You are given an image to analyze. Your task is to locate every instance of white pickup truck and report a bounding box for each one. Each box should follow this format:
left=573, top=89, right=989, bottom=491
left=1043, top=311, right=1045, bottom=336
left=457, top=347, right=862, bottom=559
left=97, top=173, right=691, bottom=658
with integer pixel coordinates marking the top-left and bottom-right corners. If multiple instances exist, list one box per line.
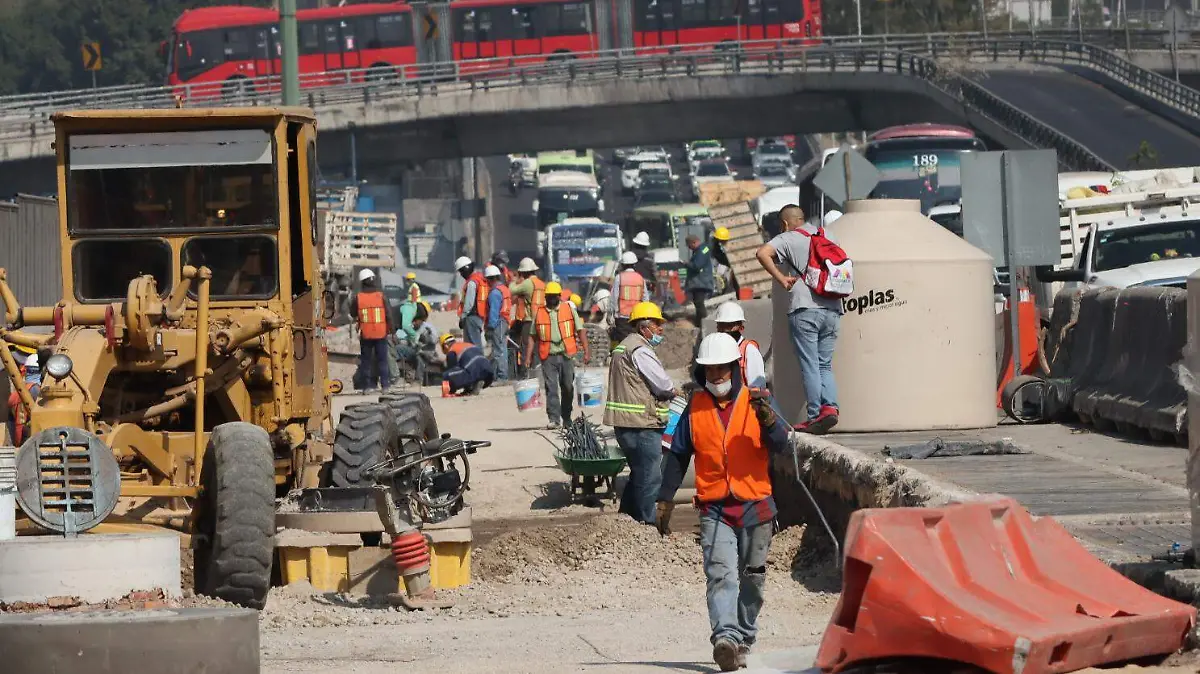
left=1049, top=171, right=1200, bottom=289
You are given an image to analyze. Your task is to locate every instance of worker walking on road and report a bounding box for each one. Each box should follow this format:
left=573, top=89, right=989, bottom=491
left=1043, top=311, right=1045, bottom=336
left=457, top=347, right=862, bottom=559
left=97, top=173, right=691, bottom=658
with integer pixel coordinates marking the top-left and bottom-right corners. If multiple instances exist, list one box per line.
left=509, top=257, right=546, bottom=377
left=656, top=332, right=790, bottom=672
left=755, top=205, right=845, bottom=433
left=527, top=282, right=590, bottom=429
left=685, top=234, right=715, bottom=330
left=441, top=334, right=494, bottom=395
left=405, top=272, right=421, bottom=303
left=351, top=269, right=393, bottom=391
left=630, top=231, right=659, bottom=294
left=610, top=251, right=648, bottom=345
left=604, top=301, right=676, bottom=525
left=713, top=301, right=767, bottom=389
left=455, top=256, right=488, bottom=350
left=485, top=264, right=512, bottom=382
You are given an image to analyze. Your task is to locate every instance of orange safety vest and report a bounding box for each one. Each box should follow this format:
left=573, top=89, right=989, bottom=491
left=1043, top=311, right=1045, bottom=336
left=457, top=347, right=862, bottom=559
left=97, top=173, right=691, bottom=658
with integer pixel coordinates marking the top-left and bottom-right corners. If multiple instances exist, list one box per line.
left=738, top=338, right=760, bottom=387
left=515, top=277, right=546, bottom=323
left=458, top=271, right=489, bottom=317
left=690, top=388, right=772, bottom=503
left=448, top=341, right=473, bottom=358
left=616, top=269, right=645, bottom=317
left=492, top=283, right=513, bottom=326
left=534, top=303, right=578, bottom=361
left=357, top=291, right=388, bottom=340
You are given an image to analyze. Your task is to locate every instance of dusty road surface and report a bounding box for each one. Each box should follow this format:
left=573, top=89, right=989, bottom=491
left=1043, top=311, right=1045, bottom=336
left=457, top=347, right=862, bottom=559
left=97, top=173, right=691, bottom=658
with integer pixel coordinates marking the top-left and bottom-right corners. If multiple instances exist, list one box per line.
left=264, top=380, right=843, bottom=673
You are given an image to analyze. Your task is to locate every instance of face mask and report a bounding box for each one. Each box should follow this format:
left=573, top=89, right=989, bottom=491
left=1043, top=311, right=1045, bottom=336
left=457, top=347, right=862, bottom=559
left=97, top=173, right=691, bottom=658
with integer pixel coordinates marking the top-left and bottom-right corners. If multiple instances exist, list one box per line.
left=706, top=379, right=732, bottom=397
left=647, top=333, right=664, bottom=347
left=723, top=329, right=743, bottom=342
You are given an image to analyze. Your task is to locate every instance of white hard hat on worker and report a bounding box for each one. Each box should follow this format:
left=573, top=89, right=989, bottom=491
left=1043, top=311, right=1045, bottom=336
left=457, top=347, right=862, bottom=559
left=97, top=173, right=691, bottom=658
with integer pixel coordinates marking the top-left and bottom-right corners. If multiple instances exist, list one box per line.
left=454, top=256, right=473, bottom=271
left=517, top=257, right=539, bottom=273
left=358, top=268, right=376, bottom=282
left=713, top=301, right=745, bottom=325
left=620, top=251, right=638, bottom=265
left=632, top=232, right=651, bottom=247
left=484, top=265, right=502, bottom=278
left=696, top=332, right=741, bottom=399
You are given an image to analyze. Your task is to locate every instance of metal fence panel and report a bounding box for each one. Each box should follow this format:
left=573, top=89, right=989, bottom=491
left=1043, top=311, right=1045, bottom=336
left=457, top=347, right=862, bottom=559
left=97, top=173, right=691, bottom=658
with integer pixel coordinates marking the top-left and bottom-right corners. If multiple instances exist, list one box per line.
left=0, top=195, right=61, bottom=315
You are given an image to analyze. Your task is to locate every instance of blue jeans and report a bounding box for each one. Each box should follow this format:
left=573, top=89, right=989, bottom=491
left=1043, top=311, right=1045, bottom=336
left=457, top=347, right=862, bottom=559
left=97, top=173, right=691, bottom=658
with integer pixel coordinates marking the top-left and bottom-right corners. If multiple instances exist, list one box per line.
left=788, top=308, right=840, bottom=421
left=462, top=314, right=485, bottom=351
left=358, top=338, right=391, bottom=390
left=615, top=427, right=663, bottom=524
left=488, top=322, right=509, bottom=381
left=700, top=517, right=772, bottom=647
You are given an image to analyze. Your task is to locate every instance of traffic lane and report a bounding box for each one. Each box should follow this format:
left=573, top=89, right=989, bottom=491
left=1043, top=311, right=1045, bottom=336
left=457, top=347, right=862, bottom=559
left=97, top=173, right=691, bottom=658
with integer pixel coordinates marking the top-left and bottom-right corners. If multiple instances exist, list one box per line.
left=973, top=69, right=1200, bottom=167
left=484, top=155, right=539, bottom=263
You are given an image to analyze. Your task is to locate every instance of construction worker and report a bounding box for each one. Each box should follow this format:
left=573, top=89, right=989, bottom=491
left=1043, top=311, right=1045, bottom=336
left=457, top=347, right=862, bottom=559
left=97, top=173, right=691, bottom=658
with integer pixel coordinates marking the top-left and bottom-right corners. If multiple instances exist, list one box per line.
left=630, top=231, right=658, bottom=291
left=350, top=269, right=393, bottom=391
left=588, top=288, right=613, bottom=329
left=509, top=257, right=546, bottom=376
left=5, top=349, right=40, bottom=445
left=713, top=301, right=766, bottom=389
left=656, top=332, right=790, bottom=672
left=396, top=300, right=433, bottom=384
left=441, top=334, right=494, bottom=395
left=485, top=264, right=512, bottom=382
left=711, top=226, right=738, bottom=295
left=569, top=293, right=582, bottom=311
left=685, top=234, right=715, bottom=330
left=405, top=272, right=421, bottom=303
left=455, top=256, right=488, bottom=350
left=492, top=250, right=516, bottom=284
left=603, top=301, right=675, bottom=524
left=527, top=281, right=590, bottom=429
left=610, top=251, right=648, bottom=344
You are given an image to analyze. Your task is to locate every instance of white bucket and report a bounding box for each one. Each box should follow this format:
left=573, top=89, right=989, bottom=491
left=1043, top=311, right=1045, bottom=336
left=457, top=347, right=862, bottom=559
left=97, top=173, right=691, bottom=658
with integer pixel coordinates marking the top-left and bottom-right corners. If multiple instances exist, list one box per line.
left=513, top=378, right=544, bottom=413
left=576, top=370, right=605, bottom=408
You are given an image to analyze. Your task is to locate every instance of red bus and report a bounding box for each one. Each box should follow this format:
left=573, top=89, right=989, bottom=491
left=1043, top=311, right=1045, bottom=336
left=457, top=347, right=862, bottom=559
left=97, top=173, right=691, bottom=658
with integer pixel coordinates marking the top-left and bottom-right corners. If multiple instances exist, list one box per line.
left=166, top=0, right=820, bottom=95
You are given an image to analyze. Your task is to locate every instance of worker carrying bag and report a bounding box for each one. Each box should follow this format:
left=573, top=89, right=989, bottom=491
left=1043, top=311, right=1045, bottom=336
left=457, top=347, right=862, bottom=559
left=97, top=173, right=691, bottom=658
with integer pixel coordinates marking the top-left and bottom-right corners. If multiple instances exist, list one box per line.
left=797, top=227, right=853, bottom=299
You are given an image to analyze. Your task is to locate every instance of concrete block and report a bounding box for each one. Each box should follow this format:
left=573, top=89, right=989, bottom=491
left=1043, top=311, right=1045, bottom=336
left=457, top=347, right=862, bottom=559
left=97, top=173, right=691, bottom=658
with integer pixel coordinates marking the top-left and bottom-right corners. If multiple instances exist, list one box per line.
left=0, top=533, right=180, bottom=604
left=0, top=608, right=258, bottom=674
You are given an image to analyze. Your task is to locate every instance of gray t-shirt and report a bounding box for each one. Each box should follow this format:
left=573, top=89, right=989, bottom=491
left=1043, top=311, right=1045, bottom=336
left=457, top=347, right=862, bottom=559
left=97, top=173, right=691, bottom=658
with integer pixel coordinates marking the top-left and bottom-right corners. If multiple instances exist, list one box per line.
left=768, top=225, right=845, bottom=314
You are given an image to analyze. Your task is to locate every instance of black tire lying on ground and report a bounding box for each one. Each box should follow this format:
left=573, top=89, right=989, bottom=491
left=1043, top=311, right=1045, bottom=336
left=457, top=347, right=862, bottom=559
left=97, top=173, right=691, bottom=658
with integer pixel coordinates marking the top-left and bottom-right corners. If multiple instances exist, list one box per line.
left=379, top=391, right=440, bottom=440
left=193, top=422, right=275, bottom=610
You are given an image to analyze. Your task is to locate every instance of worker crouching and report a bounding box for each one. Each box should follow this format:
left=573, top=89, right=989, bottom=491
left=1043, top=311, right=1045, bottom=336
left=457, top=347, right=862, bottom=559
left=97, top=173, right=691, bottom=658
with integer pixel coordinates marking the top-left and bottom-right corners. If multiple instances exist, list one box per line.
left=657, top=332, right=790, bottom=672
left=440, top=334, right=494, bottom=395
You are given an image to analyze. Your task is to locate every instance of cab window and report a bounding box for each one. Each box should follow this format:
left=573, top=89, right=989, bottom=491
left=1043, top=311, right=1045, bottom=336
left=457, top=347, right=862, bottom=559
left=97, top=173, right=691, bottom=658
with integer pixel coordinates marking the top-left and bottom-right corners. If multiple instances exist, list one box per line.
left=74, top=238, right=172, bottom=302
left=183, top=235, right=278, bottom=299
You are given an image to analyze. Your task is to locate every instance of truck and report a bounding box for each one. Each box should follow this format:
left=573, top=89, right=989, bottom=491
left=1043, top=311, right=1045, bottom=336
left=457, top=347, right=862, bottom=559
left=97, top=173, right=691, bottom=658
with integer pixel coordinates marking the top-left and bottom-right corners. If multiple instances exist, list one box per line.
left=317, top=191, right=398, bottom=323
left=539, top=218, right=624, bottom=289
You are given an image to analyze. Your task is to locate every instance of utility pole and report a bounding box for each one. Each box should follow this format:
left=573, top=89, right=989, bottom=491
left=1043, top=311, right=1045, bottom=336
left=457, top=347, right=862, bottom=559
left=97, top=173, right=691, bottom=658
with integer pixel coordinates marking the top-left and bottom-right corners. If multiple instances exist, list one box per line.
left=280, top=0, right=300, bottom=106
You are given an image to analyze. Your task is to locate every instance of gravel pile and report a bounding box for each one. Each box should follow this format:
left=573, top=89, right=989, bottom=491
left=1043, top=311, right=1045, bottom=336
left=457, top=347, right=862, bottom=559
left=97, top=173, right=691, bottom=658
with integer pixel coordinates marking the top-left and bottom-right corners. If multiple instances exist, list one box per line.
left=657, top=319, right=700, bottom=371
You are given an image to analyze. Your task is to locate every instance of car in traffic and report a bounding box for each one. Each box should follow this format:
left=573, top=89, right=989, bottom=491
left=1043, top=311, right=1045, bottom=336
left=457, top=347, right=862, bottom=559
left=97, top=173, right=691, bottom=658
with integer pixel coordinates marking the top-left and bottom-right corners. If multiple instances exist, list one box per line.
left=754, top=163, right=795, bottom=188
left=751, top=141, right=793, bottom=172
left=621, top=151, right=664, bottom=194
left=612, top=147, right=640, bottom=163
left=690, top=160, right=735, bottom=199
left=635, top=161, right=675, bottom=188
left=634, top=187, right=680, bottom=208
left=689, top=145, right=728, bottom=173
left=635, top=174, right=674, bottom=196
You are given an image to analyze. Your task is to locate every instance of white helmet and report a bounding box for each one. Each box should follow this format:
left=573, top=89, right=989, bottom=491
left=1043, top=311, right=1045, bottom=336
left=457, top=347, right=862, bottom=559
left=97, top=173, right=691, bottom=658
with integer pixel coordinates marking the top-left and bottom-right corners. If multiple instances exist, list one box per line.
left=695, top=332, right=741, bottom=366
left=517, top=257, right=539, bottom=273
left=620, top=251, right=638, bottom=265
left=823, top=209, right=844, bottom=226
left=484, top=264, right=502, bottom=278
left=632, top=231, right=651, bottom=247
left=358, top=268, right=376, bottom=282
left=23, top=353, right=39, bottom=370
left=454, top=256, right=473, bottom=271
left=592, top=288, right=611, bottom=303
left=713, top=301, right=745, bottom=325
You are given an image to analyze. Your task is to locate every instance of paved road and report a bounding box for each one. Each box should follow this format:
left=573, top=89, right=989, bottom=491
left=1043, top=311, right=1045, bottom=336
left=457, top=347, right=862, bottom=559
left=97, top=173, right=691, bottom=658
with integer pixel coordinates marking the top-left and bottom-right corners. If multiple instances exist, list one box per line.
left=976, top=68, right=1200, bottom=168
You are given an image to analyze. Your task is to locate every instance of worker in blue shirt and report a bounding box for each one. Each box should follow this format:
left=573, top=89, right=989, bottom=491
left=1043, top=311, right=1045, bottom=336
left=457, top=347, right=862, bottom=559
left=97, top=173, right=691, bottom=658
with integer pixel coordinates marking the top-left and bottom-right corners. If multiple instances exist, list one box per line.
left=485, top=265, right=512, bottom=381
left=685, top=234, right=716, bottom=330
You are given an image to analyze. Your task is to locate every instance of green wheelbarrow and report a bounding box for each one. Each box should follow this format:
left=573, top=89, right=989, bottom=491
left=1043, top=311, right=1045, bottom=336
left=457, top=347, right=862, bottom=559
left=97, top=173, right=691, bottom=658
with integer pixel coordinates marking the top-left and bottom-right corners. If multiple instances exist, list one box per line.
left=552, top=447, right=627, bottom=504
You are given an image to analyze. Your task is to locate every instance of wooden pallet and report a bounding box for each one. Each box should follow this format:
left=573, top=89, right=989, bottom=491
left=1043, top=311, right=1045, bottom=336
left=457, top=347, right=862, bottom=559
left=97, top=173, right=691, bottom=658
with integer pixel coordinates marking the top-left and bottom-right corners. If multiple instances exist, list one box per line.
left=708, top=201, right=770, bottom=298
left=325, top=211, right=397, bottom=271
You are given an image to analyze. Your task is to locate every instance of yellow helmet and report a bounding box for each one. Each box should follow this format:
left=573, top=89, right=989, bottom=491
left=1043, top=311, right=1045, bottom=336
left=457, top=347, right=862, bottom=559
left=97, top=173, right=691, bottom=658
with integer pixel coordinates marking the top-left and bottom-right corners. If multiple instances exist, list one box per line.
left=405, top=272, right=416, bottom=280
left=713, top=226, right=731, bottom=242
left=629, top=301, right=664, bottom=322
left=571, top=294, right=582, bottom=305
left=439, top=333, right=456, bottom=346
left=419, top=301, right=432, bottom=314
left=11, top=343, right=36, bottom=355
left=545, top=281, right=563, bottom=295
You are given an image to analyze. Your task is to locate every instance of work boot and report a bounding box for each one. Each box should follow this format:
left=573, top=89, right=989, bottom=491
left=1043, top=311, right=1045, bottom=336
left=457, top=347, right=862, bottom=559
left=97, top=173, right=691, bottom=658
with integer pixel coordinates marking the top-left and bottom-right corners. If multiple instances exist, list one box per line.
left=713, top=638, right=739, bottom=672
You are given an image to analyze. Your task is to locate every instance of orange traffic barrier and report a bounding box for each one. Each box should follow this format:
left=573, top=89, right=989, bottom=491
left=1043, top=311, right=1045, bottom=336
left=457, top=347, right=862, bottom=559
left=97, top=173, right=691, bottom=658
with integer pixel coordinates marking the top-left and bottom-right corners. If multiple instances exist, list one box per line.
left=996, top=287, right=1040, bottom=407
left=817, top=498, right=1195, bottom=674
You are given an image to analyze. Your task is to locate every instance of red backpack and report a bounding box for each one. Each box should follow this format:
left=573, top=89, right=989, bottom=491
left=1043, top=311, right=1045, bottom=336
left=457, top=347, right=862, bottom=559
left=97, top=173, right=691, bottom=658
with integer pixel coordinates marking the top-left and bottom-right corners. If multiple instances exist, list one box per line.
left=796, top=227, right=854, bottom=299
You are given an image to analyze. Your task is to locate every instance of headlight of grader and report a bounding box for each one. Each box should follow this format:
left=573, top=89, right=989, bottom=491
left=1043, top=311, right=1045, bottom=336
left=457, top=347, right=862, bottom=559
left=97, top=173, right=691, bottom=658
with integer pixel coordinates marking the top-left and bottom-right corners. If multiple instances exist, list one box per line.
left=43, top=353, right=73, bottom=380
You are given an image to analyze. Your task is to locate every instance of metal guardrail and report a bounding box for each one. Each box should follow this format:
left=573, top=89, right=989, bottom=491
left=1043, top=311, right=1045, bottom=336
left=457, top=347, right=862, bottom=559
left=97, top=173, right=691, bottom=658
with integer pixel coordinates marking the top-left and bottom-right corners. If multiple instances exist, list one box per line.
left=0, top=33, right=1196, bottom=173
left=0, top=29, right=1192, bottom=117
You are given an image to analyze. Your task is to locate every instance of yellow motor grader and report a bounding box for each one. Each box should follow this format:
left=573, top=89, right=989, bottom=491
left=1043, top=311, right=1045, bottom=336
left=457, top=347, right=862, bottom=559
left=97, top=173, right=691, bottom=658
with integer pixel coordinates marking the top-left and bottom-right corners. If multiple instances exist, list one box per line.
left=0, top=108, right=456, bottom=609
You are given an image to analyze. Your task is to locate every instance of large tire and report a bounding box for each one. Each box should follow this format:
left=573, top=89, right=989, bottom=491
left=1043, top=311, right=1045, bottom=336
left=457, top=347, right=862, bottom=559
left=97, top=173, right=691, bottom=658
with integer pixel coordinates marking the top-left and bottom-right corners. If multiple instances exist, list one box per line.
left=379, top=392, right=439, bottom=440
left=193, top=423, right=275, bottom=610
left=327, top=403, right=398, bottom=488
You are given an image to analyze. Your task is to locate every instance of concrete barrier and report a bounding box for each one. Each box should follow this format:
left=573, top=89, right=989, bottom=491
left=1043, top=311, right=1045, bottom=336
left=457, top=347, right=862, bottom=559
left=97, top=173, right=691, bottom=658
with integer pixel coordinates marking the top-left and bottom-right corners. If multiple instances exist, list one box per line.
left=1047, top=287, right=1187, bottom=443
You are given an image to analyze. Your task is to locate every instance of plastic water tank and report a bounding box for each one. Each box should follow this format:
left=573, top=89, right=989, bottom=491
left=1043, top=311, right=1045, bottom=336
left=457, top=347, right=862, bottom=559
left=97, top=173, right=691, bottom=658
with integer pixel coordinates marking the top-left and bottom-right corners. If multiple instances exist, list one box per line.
left=771, top=199, right=997, bottom=431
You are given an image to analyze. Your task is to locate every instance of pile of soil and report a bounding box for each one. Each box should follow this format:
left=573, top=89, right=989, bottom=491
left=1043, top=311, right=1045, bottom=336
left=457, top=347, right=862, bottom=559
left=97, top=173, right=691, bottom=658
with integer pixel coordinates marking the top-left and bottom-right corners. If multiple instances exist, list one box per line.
left=656, top=319, right=700, bottom=371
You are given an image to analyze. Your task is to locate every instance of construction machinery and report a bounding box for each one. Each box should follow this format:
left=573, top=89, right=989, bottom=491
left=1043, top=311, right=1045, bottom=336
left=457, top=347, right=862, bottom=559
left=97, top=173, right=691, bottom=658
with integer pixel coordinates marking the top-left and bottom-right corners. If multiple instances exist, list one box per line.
left=316, top=186, right=398, bottom=324
left=0, top=108, right=445, bottom=609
